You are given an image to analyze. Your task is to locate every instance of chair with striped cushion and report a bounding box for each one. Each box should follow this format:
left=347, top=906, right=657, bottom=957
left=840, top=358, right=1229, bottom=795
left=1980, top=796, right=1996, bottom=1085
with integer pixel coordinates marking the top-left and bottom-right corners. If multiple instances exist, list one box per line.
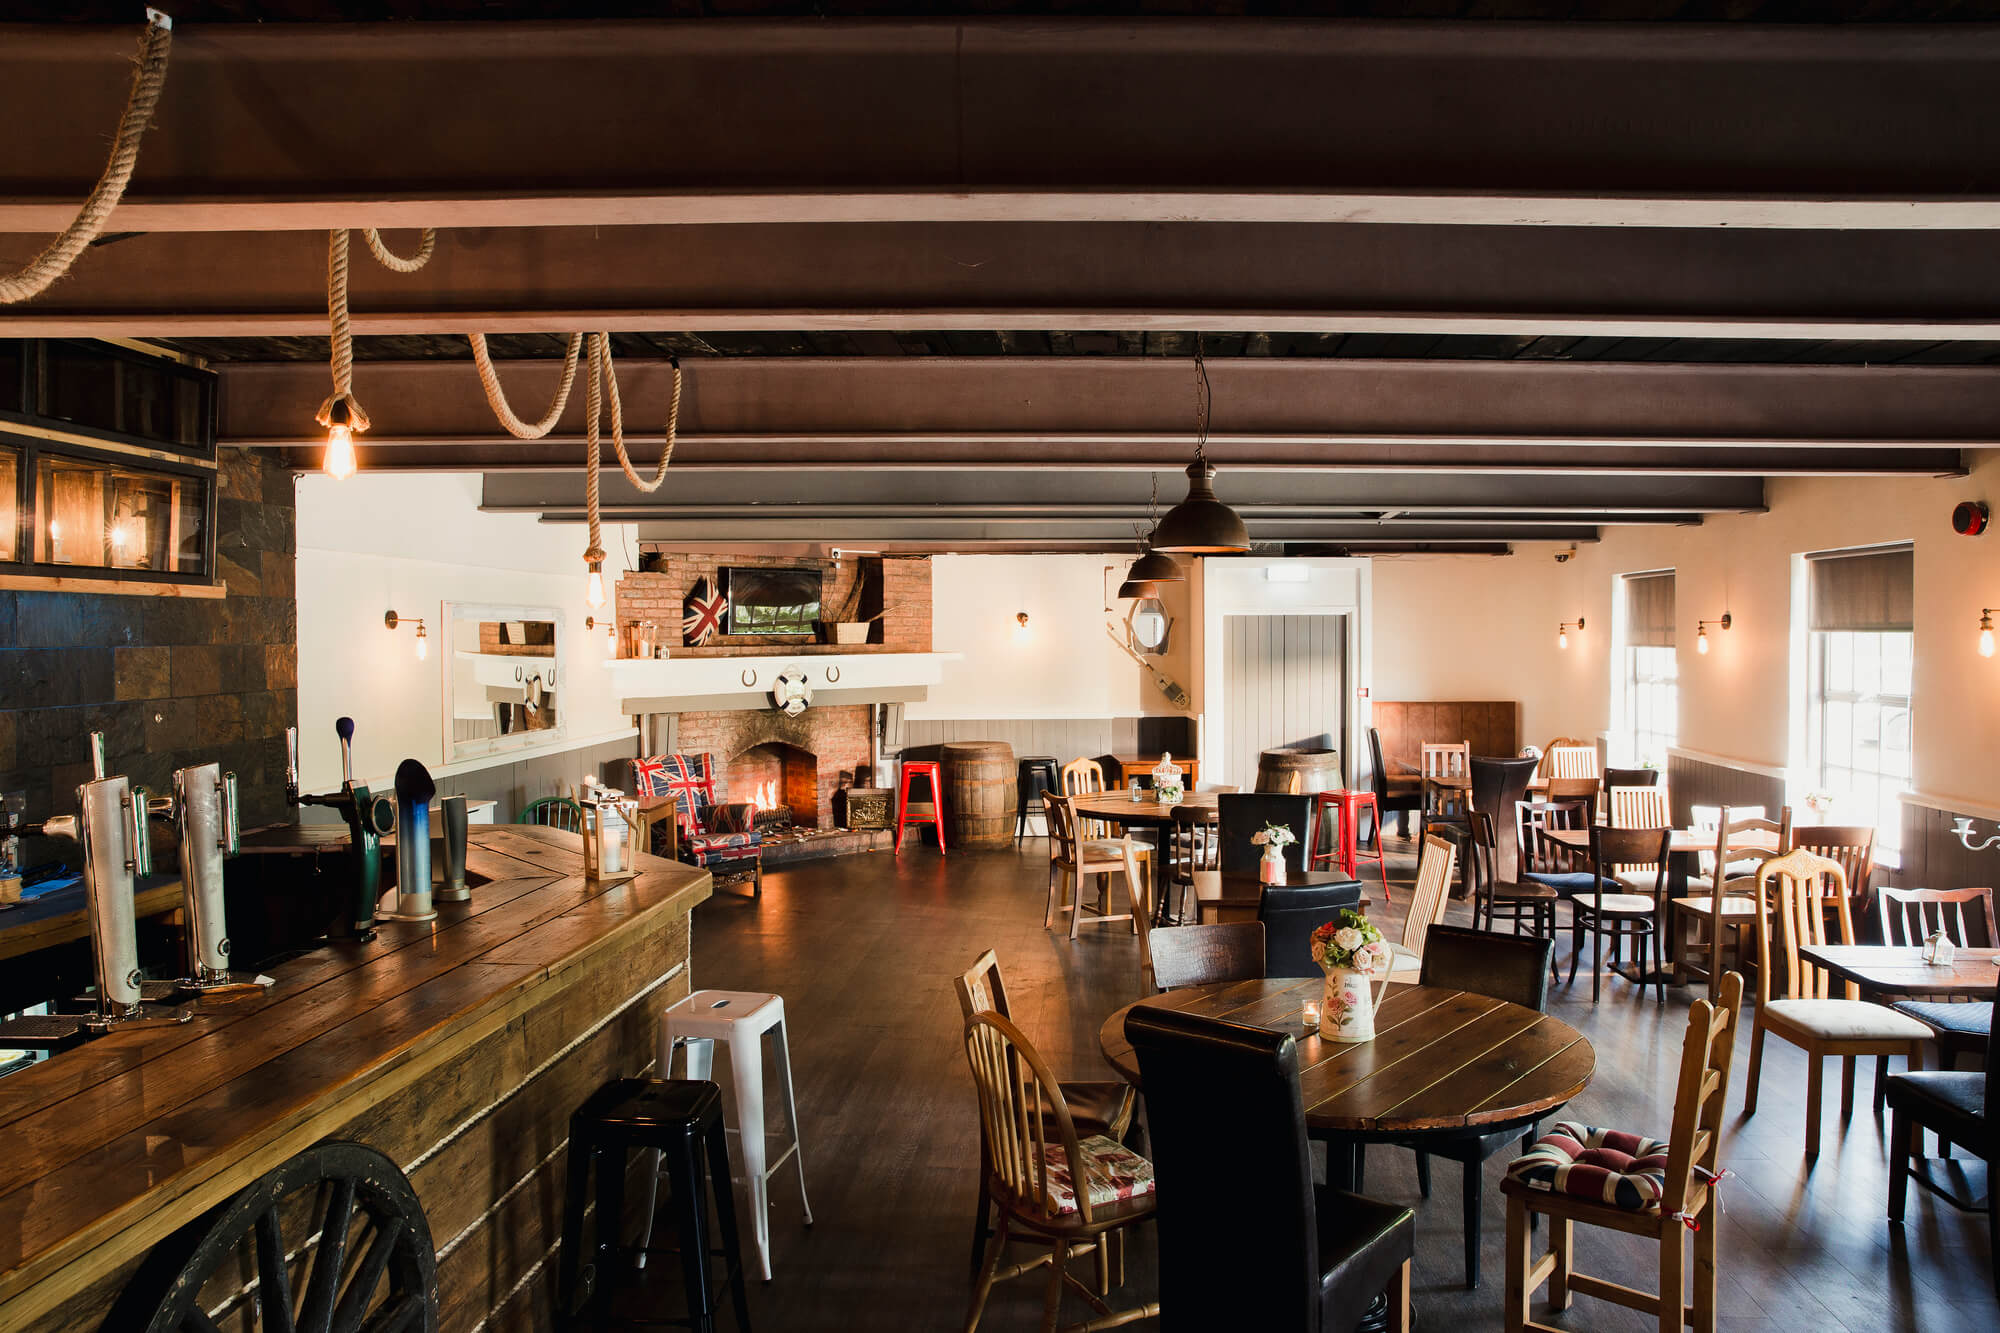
left=1503, top=972, right=1745, bottom=1333
left=630, top=752, right=764, bottom=898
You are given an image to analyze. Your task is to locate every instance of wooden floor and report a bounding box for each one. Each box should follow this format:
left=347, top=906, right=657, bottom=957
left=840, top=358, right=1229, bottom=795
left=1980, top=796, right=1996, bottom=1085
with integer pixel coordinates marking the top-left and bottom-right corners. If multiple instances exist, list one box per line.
left=636, top=835, right=1995, bottom=1332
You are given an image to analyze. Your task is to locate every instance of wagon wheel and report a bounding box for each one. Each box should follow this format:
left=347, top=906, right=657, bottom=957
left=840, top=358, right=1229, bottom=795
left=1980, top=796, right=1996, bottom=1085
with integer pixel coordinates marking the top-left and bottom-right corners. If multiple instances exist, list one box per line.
left=106, top=1140, right=438, bottom=1333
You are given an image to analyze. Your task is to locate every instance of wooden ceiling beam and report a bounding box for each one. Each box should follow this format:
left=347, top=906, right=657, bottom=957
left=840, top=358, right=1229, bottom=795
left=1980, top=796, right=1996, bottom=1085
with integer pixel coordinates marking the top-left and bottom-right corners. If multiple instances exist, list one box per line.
left=5, top=20, right=2000, bottom=232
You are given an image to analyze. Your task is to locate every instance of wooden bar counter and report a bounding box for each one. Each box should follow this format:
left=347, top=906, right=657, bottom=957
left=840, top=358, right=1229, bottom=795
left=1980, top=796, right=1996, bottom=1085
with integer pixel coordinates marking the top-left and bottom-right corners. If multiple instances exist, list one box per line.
left=0, top=824, right=711, bottom=1333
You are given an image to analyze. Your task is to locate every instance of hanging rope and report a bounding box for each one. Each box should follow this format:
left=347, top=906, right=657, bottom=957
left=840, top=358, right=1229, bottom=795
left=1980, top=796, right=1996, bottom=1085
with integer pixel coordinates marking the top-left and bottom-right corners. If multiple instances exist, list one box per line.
left=314, top=227, right=370, bottom=435
left=579, top=334, right=685, bottom=572
left=0, top=11, right=174, bottom=305
left=1191, top=332, right=1212, bottom=465
left=362, top=227, right=435, bottom=274
left=469, top=332, right=583, bottom=439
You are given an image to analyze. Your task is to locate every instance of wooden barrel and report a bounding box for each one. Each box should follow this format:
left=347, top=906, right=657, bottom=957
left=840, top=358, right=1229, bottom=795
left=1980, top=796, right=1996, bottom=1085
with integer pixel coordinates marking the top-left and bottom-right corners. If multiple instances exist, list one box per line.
left=942, top=741, right=1018, bottom=848
left=1255, top=746, right=1343, bottom=795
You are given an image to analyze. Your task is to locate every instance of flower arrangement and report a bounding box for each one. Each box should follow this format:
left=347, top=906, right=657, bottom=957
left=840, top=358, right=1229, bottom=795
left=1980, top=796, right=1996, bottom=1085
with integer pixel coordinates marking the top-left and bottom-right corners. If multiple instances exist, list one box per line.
left=1804, top=789, right=1836, bottom=818
left=1250, top=821, right=1297, bottom=850
left=1310, top=909, right=1393, bottom=974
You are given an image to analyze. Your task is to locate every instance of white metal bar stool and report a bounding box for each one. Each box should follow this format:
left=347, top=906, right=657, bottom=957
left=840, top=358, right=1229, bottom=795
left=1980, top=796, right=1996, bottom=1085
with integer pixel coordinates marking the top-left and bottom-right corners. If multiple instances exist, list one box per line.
left=642, top=989, right=812, bottom=1282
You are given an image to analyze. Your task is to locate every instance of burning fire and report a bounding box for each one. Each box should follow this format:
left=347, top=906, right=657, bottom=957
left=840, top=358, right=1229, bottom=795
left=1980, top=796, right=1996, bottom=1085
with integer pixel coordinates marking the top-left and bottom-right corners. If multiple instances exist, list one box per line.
left=749, top=779, right=779, bottom=811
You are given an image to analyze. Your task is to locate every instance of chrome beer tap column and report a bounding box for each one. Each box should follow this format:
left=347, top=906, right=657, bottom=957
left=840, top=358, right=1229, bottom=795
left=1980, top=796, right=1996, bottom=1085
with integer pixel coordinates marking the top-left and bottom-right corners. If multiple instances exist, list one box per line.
left=382, top=759, right=438, bottom=922
left=286, top=719, right=394, bottom=939
left=169, top=762, right=266, bottom=996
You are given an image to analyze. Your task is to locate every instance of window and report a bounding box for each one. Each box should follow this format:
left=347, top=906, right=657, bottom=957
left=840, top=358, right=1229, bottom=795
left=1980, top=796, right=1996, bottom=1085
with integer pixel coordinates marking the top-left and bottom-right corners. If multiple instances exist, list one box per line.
left=1618, top=571, right=1677, bottom=768
left=1805, top=545, right=1913, bottom=858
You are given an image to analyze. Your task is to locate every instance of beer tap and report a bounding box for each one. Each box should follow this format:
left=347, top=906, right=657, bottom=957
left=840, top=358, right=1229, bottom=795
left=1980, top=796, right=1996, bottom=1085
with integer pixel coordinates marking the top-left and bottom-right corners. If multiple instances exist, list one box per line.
left=286, top=718, right=394, bottom=940
left=160, top=762, right=267, bottom=997
left=0, top=734, right=192, bottom=1048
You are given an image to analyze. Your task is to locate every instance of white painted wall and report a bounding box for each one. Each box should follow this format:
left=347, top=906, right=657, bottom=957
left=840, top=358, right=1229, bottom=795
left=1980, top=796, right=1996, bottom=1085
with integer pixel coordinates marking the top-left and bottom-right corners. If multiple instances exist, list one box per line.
left=294, top=473, right=638, bottom=793
left=912, top=554, right=1200, bottom=720
left=1370, top=452, right=2000, bottom=817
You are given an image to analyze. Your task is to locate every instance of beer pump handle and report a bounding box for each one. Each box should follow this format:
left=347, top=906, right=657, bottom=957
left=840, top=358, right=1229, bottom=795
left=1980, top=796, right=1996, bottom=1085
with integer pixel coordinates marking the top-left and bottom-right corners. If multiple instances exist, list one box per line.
left=89, top=731, right=108, bottom=781
left=285, top=726, right=301, bottom=797
left=220, top=772, right=240, bottom=855
left=126, top=786, right=154, bottom=879
left=335, top=716, right=356, bottom=787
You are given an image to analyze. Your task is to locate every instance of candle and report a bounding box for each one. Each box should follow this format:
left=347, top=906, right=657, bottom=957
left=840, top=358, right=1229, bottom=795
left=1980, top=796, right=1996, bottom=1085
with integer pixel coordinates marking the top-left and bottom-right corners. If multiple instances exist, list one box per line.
left=1302, top=1000, right=1320, bottom=1033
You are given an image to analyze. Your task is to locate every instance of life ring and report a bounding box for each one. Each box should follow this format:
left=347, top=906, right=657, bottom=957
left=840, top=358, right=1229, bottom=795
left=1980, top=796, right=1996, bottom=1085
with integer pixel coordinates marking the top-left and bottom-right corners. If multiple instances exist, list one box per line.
left=770, top=668, right=813, bottom=716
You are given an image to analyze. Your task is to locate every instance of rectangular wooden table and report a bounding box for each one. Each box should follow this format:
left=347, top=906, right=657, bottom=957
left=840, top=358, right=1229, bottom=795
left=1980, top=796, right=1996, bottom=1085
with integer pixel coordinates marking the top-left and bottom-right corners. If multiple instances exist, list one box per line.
left=1800, top=944, right=2000, bottom=997
left=1106, top=754, right=1199, bottom=788
left=1192, top=869, right=1371, bottom=924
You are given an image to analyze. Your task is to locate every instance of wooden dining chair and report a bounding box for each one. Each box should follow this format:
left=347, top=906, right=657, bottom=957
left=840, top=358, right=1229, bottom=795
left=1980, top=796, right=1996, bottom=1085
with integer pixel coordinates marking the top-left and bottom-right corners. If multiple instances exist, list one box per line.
left=1061, top=757, right=1110, bottom=839
left=1532, top=737, right=1589, bottom=784
left=1389, top=834, right=1459, bottom=981
left=1516, top=799, right=1594, bottom=895
left=1467, top=811, right=1559, bottom=953
left=1503, top=972, right=1745, bottom=1333
left=1669, top=807, right=1790, bottom=1003
left=1044, top=795, right=1151, bottom=950
left=519, top=795, right=586, bottom=833
left=961, top=1011, right=1160, bottom=1333
left=1607, top=786, right=1669, bottom=832
left=1741, top=849, right=1932, bottom=1158
left=1147, top=922, right=1266, bottom=991
left=1603, top=766, right=1660, bottom=790
left=955, top=950, right=1138, bottom=1279
left=1878, top=886, right=1997, bottom=1072
left=1545, top=744, right=1600, bottom=782
left=1165, top=801, right=1220, bottom=922
left=1420, top=743, right=1472, bottom=849
left=1791, top=824, right=1877, bottom=919
left=1543, top=777, right=1600, bottom=824
left=1570, top=825, right=1672, bottom=1004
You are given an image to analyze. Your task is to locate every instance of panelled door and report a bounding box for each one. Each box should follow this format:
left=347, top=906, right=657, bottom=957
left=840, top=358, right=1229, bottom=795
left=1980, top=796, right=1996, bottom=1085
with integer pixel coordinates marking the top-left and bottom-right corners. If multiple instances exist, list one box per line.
left=1221, top=614, right=1348, bottom=789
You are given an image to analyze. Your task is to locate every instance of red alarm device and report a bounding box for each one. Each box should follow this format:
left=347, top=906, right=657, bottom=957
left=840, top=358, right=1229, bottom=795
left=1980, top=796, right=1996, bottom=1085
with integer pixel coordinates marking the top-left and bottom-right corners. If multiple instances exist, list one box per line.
left=1953, top=500, right=1989, bottom=537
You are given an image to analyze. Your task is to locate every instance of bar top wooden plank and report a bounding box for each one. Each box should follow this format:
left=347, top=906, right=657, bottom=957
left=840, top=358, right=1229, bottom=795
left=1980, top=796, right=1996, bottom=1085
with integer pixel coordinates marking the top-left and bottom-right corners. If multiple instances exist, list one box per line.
left=0, top=825, right=710, bottom=1320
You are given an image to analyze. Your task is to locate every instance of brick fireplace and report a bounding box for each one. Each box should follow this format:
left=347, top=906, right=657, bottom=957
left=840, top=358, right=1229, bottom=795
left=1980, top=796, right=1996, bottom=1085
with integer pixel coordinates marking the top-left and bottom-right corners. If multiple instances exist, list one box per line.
left=674, top=704, right=873, bottom=831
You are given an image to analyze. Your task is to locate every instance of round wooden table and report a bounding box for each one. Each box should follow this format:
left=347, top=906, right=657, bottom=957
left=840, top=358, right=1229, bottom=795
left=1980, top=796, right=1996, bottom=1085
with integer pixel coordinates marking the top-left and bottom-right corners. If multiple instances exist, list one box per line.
left=1067, top=790, right=1219, bottom=924
left=1099, top=977, right=1593, bottom=1147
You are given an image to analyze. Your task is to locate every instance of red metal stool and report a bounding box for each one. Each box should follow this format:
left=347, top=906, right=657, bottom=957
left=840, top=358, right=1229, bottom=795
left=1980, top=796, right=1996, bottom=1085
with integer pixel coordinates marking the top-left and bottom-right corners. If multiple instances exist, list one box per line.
left=895, top=760, right=946, bottom=854
left=1311, top=789, right=1390, bottom=903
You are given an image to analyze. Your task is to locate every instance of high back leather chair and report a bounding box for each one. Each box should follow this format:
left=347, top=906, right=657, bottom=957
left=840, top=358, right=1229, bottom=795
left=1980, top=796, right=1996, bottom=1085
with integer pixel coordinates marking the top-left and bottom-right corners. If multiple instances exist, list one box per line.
left=1259, top=880, right=1365, bottom=979
left=1219, top=793, right=1314, bottom=873
left=1124, top=1005, right=1414, bottom=1332
left=1367, top=727, right=1424, bottom=841
left=1468, top=754, right=1538, bottom=891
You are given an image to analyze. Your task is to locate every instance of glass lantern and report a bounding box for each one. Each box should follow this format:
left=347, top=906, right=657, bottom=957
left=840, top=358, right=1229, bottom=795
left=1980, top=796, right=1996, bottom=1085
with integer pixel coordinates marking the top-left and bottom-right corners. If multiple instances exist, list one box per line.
left=579, top=785, right=639, bottom=884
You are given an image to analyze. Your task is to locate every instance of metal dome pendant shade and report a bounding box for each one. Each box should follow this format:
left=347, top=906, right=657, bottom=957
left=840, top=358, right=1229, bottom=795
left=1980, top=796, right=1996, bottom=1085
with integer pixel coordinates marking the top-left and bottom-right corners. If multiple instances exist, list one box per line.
left=1117, top=576, right=1160, bottom=599
left=1152, top=460, right=1250, bottom=553
left=1150, top=334, right=1250, bottom=555
left=1127, top=547, right=1184, bottom=585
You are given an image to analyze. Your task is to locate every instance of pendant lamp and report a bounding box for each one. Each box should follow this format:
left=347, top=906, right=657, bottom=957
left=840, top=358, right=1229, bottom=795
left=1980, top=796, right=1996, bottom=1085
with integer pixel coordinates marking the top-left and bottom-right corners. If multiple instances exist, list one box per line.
left=1149, top=336, right=1250, bottom=554
left=1119, top=472, right=1187, bottom=597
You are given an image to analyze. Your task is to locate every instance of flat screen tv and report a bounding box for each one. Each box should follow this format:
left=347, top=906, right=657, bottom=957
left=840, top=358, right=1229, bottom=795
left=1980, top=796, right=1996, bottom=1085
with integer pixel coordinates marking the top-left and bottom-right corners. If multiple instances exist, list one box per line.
left=722, top=566, right=822, bottom=635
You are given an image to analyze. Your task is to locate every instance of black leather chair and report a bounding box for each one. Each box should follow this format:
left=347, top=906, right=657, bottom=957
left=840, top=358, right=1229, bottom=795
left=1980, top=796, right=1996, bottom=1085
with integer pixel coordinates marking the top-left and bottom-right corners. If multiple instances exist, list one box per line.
left=1368, top=727, right=1425, bottom=841
left=1125, top=1005, right=1414, bottom=1332
left=1361, top=924, right=1556, bottom=1290
left=1886, top=979, right=1998, bottom=1296
left=1219, top=793, right=1315, bottom=874
left=1260, top=880, right=1365, bottom=978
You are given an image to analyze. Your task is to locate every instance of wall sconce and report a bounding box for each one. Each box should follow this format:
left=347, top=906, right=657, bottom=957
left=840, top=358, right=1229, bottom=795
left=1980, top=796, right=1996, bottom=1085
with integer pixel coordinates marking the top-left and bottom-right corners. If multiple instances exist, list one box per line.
left=1557, top=617, right=1585, bottom=649
left=1979, top=608, right=1997, bottom=658
left=384, top=610, right=427, bottom=661
left=1014, top=611, right=1031, bottom=641
left=1695, top=612, right=1731, bottom=656
left=586, top=616, right=618, bottom=655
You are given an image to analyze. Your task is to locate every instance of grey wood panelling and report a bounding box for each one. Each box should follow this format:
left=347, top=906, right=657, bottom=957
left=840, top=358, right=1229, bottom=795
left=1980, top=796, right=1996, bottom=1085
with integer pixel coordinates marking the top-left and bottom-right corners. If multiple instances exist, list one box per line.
left=1222, top=614, right=1347, bottom=789
left=899, top=716, right=1196, bottom=764
left=1663, top=752, right=1787, bottom=832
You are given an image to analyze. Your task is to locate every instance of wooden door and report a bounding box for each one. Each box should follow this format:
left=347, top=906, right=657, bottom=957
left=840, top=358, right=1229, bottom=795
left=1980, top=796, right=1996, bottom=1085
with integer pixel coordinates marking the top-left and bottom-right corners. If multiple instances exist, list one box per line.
left=1221, top=614, right=1347, bottom=789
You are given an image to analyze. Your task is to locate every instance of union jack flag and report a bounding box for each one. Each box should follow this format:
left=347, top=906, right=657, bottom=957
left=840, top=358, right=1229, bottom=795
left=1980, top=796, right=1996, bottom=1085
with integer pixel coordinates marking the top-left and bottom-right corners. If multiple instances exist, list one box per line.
left=683, top=577, right=727, bottom=646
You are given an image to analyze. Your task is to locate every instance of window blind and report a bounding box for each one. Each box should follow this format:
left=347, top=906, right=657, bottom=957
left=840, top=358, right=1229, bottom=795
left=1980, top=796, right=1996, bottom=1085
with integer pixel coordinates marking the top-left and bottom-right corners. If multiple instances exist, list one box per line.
left=1623, top=571, right=1675, bottom=647
left=1807, top=545, right=1914, bottom=633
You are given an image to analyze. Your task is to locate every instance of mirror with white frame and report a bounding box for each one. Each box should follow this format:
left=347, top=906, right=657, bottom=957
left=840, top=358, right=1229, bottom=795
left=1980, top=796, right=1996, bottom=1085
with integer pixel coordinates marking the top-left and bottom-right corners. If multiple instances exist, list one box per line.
left=443, top=603, right=567, bottom=760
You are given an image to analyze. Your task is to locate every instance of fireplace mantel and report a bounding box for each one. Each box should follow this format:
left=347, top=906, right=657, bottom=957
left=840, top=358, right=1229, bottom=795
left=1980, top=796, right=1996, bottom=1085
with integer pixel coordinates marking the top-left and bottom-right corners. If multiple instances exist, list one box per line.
left=606, top=651, right=960, bottom=714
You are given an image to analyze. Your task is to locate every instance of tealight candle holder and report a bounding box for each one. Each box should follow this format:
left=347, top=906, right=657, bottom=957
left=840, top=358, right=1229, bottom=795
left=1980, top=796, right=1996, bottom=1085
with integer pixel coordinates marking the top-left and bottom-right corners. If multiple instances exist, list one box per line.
left=1301, top=1000, right=1320, bottom=1034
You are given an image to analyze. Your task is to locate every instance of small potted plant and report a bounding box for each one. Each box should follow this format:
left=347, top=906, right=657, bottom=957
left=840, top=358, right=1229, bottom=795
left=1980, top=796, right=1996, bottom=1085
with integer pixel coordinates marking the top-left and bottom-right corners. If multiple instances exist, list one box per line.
left=1309, top=909, right=1394, bottom=1043
left=1250, top=820, right=1297, bottom=884
left=1804, top=788, right=1836, bottom=819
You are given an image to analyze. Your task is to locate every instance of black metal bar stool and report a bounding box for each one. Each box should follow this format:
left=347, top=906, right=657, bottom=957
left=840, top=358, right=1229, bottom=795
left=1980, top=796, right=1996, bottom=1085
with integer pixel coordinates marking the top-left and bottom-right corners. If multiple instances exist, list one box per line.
left=559, top=1077, right=753, bottom=1332
left=1016, top=756, right=1060, bottom=841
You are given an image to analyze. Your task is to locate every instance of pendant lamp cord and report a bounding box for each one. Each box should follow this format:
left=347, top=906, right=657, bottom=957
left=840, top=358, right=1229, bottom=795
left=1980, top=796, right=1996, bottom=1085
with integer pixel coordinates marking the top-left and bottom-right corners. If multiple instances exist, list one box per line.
left=1192, top=333, right=1212, bottom=465
left=317, top=226, right=436, bottom=437
left=582, top=333, right=683, bottom=571
left=0, top=11, right=173, bottom=305
left=470, top=332, right=583, bottom=439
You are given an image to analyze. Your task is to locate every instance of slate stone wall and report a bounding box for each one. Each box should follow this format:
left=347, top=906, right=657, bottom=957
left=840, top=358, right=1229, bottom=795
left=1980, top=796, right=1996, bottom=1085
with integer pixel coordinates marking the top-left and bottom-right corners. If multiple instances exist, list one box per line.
left=0, top=450, right=296, bottom=865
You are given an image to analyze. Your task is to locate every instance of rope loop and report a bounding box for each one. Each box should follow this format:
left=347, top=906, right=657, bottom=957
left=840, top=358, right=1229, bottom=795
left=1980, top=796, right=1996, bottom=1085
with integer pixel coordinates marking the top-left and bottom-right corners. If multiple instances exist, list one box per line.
left=469, top=333, right=583, bottom=439
left=0, top=12, right=174, bottom=305
left=362, top=228, right=436, bottom=274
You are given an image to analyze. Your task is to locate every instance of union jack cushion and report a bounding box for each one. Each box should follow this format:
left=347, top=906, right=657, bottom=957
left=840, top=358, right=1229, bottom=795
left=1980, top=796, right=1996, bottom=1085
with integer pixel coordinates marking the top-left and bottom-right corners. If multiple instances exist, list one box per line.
left=1506, top=1121, right=1669, bottom=1212
left=1037, top=1135, right=1156, bottom=1216
left=687, top=830, right=763, bottom=865
left=683, top=577, right=727, bottom=646
left=633, top=754, right=714, bottom=837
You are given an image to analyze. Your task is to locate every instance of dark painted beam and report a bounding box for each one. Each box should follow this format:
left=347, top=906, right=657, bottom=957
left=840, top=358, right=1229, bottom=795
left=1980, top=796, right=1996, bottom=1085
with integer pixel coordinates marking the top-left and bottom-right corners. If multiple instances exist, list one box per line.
left=16, top=224, right=2000, bottom=339
left=226, top=357, right=1981, bottom=477
left=5, top=20, right=2000, bottom=232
